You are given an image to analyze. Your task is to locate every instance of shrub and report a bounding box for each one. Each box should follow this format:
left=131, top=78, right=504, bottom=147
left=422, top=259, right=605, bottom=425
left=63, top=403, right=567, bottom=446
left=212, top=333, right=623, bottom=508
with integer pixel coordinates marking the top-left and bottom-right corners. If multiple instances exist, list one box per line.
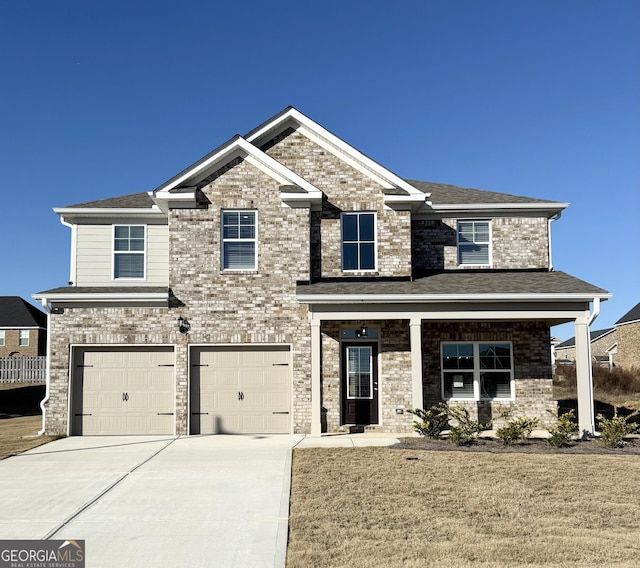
left=407, top=404, right=449, bottom=439
left=447, top=405, right=492, bottom=446
left=597, top=408, right=640, bottom=448
left=547, top=409, right=578, bottom=447
left=495, top=414, right=540, bottom=445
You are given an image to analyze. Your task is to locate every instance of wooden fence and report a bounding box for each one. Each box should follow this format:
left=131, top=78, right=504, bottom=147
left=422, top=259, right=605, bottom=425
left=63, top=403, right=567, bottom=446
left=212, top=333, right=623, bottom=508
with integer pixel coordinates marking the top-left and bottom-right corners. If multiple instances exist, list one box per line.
left=0, top=356, right=46, bottom=383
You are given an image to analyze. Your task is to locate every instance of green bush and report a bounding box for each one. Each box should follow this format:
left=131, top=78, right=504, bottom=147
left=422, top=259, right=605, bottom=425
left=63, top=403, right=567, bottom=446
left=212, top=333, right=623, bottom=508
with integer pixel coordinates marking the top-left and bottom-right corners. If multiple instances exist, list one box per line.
left=495, top=414, right=540, bottom=445
left=407, top=404, right=450, bottom=439
left=547, top=409, right=578, bottom=447
left=597, top=408, right=640, bottom=448
left=447, top=405, right=492, bottom=446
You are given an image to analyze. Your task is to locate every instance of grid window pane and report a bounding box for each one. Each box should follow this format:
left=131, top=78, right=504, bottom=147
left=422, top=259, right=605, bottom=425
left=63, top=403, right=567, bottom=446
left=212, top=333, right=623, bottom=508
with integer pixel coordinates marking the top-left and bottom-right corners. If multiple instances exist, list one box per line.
left=442, top=343, right=474, bottom=369
left=114, top=225, right=144, bottom=278
left=342, top=213, right=375, bottom=270
left=0, top=330, right=4, bottom=346
left=19, top=330, right=29, bottom=346
left=222, top=211, right=257, bottom=270
left=458, top=220, right=489, bottom=265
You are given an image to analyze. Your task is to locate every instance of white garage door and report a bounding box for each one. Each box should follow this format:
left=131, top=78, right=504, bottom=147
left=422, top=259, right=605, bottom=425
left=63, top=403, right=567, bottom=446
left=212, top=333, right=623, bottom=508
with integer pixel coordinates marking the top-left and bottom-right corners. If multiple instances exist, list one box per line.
left=72, top=347, right=175, bottom=435
left=190, top=346, right=291, bottom=434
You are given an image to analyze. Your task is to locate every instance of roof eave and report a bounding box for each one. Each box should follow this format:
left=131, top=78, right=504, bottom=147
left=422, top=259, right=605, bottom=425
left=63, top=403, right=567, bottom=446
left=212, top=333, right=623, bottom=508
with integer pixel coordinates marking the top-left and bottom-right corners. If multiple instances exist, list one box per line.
left=297, top=292, right=612, bottom=304
left=54, top=206, right=166, bottom=222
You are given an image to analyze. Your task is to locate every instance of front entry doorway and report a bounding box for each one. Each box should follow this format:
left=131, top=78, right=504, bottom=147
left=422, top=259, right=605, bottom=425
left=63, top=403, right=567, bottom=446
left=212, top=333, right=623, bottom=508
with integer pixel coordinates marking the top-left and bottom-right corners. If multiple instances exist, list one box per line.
left=341, top=343, right=378, bottom=425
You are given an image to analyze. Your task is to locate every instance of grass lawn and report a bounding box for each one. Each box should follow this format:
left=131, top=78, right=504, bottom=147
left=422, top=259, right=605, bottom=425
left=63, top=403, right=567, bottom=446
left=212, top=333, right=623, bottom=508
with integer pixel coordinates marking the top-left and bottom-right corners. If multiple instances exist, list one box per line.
left=287, top=447, right=640, bottom=568
left=0, top=383, right=57, bottom=460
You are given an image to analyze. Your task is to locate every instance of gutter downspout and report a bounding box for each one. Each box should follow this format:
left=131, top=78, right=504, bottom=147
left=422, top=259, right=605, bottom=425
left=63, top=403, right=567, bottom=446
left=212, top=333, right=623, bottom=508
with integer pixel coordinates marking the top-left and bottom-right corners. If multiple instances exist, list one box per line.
left=38, top=298, right=52, bottom=436
left=583, top=297, right=601, bottom=437
left=59, top=216, right=76, bottom=285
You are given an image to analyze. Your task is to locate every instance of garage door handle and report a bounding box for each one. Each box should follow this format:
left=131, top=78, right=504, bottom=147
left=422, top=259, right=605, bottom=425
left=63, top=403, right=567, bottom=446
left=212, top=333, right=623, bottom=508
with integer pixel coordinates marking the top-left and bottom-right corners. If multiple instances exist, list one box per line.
left=191, top=412, right=209, bottom=415
left=157, top=412, right=174, bottom=416
left=272, top=363, right=289, bottom=366
left=122, top=392, right=129, bottom=402
left=272, top=412, right=289, bottom=415
left=238, top=392, right=245, bottom=401
left=75, top=413, right=92, bottom=416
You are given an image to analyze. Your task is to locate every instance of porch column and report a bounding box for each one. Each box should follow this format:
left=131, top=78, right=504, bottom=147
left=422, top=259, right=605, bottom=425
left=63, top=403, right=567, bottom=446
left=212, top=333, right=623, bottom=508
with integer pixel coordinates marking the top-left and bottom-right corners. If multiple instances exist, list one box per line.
left=574, top=313, right=595, bottom=436
left=310, top=319, right=322, bottom=436
left=410, top=318, right=423, bottom=410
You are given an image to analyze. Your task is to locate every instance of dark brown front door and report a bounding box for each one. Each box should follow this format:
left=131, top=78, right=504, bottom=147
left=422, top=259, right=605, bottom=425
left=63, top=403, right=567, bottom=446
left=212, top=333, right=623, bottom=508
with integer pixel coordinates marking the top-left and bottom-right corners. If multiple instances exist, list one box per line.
left=341, top=343, right=378, bottom=425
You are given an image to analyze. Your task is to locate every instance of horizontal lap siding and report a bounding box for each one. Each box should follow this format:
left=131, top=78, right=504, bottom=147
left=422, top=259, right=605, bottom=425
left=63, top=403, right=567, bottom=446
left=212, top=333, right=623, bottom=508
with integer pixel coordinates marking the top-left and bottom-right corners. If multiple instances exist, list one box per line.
left=75, top=224, right=169, bottom=286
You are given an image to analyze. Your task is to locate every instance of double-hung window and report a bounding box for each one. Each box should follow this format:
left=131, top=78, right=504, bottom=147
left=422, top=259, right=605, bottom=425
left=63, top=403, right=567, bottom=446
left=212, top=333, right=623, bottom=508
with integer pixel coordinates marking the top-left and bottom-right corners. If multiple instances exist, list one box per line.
left=457, top=220, right=490, bottom=266
left=341, top=212, right=376, bottom=271
left=114, top=225, right=145, bottom=279
left=442, top=342, right=513, bottom=400
left=19, top=330, right=29, bottom=346
left=222, top=210, right=257, bottom=270
left=0, top=330, right=5, bottom=346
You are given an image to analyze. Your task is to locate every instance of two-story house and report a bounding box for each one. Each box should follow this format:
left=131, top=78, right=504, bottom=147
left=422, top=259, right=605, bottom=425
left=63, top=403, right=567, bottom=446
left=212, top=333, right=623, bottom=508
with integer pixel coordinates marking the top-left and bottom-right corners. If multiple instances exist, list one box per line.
left=34, top=107, right=610, bottom=437
left=0, top=296, right=47, bottom=358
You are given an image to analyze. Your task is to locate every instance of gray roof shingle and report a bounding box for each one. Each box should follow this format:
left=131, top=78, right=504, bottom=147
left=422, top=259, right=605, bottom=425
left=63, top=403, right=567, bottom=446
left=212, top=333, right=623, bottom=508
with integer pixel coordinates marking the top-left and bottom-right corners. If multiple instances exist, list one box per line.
left=615, top=302, right=640, bottom=325
left=0, top=297, right=47, bottom=328
left=556, top=328, right=615, bottom=349
left=63, top=192, right=155, bottom=209
left=297, top=271, right=609, bottom=298
left=407, top=180, right=562, bottom=205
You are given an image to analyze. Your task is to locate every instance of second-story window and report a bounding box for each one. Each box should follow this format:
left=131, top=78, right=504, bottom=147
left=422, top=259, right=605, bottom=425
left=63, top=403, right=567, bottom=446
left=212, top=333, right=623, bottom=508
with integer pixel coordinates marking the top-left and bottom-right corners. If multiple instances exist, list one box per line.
left=341, top=212, right=376, bottom=271
left=0, top=330, right=5, bottom=346
left=222, top=211, right=257, bottom=270
left=19, top=330, right=29, bottom=346
left=457, top=220, right=490, bottom=266
left=114, top=225, right=145, bottom=279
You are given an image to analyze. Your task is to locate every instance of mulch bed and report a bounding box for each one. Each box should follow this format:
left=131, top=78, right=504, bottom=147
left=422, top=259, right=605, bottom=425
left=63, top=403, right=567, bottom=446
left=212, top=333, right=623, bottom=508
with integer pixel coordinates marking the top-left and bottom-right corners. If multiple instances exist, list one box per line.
left=393, top=435, right=640, bottom=455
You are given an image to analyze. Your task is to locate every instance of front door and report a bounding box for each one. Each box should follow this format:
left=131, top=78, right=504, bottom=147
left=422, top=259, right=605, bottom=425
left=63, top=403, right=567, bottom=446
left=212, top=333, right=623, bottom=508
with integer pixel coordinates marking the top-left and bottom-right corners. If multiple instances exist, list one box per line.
left=341, top=343, right=378, bottom=425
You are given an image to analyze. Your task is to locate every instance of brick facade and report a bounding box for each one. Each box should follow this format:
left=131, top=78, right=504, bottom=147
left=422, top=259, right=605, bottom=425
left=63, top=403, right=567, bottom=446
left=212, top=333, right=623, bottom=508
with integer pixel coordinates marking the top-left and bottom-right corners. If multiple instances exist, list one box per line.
left=0, top=328, right=46, bottom=357
left=41, top=112, right=575, bottom=436
left=614, top=322, right=640, bottom=370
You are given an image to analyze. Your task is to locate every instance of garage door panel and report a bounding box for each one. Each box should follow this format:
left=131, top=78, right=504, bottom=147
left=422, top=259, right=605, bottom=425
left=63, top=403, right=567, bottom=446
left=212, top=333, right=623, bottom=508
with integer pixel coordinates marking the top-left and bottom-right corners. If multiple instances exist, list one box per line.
left=73, top=347, right=175, bottom=435
left=190, top=346, right=291, bottom=435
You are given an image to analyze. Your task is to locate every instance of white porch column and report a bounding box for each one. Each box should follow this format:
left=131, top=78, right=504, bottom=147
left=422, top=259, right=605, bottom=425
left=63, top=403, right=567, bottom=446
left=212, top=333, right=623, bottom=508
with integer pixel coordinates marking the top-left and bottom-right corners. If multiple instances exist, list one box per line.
left=574, top=313, right=595, bottom=436
left=410, top=318, right=423, bottom=410
left=310, top=319, right=322, bottom=436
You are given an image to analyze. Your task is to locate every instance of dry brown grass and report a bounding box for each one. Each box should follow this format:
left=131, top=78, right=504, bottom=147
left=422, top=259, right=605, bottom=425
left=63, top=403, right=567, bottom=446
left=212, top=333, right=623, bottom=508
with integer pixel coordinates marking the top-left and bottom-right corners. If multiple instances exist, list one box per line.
left=0, top=383, right=57, bottom=459
left=287, top=447, right=640, bottom=568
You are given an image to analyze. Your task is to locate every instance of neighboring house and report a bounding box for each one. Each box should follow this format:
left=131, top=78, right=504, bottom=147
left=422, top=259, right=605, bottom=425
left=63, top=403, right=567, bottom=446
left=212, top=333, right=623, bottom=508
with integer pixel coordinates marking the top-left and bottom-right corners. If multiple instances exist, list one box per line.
left=613, top=302, right=640, bottom=369
left=0, top=297, right=47, bottom=357
left=554, top=328, right=617, bottom=367
left=34, top=106, right=610, bottom=437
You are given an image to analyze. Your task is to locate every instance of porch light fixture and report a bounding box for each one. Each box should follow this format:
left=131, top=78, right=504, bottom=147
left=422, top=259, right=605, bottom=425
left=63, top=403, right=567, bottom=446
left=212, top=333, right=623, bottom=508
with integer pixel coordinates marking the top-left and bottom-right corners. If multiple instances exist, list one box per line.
left=178, top=316, right=191, bottom=334
left=355, top=322, right=368, bottom=338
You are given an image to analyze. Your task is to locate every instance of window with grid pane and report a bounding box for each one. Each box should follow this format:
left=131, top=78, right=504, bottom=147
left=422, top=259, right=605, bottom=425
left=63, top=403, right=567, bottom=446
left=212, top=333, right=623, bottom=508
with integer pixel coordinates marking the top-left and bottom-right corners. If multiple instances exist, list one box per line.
left=341, top=212, right=375, bottom=271
left=19, top=330, right=29, bottom=346
left=0, top=330, right=5, bottom=346
left=442, top=342, right=513, bottom=400
left=222, top=211, right=257, bottom=270
left=346, top=346, right=372, bottom=399
left=457, top=220, right=490, bottom=266
left=114, top=225, right=145, bottom=279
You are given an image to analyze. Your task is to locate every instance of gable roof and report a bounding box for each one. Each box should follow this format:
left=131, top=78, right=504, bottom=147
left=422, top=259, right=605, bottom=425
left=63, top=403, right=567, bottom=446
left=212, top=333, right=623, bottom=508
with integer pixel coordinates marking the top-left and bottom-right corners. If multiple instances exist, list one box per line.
left=615, top=302, right=640, bottom=326
left=555, top=327, right=615, bottom=349
left=245, top=107, right=426, bottom=204
left=0, top=297, right=46, bottom=328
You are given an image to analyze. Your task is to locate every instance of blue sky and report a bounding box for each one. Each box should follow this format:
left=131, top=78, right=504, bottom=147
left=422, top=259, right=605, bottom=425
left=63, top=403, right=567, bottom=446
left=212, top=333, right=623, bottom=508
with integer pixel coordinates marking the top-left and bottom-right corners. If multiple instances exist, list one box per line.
left=1, top=0, right=638, bottom=339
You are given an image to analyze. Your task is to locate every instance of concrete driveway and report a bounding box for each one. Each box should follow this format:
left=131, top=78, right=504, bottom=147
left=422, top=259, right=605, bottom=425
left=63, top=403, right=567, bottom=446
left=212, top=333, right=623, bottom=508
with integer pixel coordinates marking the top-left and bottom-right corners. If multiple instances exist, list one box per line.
left=0, top=434, right=304, bottom=567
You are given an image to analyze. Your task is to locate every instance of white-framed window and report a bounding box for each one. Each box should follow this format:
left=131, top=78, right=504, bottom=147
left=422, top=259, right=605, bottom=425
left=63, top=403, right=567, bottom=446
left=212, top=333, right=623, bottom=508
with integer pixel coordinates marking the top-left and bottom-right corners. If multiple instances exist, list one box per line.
left=113, top=225, right=145, bottom=279
left=457, top=220, right=490, bottom=266
left=0, top=330, right=5, bottom=346
left=441, top=342, right=513, bottom=400
left=19, top=330, right=29, bottom=347
left=221, top=210, right=257, bottom=271
left=341, top=212, right=376, bottom=271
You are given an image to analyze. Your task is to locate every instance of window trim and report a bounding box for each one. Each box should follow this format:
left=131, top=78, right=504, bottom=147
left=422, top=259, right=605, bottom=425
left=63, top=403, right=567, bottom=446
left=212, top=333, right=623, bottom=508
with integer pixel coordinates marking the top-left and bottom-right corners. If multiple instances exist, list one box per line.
left=441, top=341, right=514, bottom=401
left=19, top=330, right=29, bottom=347
left=340, top=211, right=377, bottom=272
left=457, top=219, right=491, bottom=267
left=112, top=224, right=147, bottom=280
left=221, top=209, right=258, bottom=272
